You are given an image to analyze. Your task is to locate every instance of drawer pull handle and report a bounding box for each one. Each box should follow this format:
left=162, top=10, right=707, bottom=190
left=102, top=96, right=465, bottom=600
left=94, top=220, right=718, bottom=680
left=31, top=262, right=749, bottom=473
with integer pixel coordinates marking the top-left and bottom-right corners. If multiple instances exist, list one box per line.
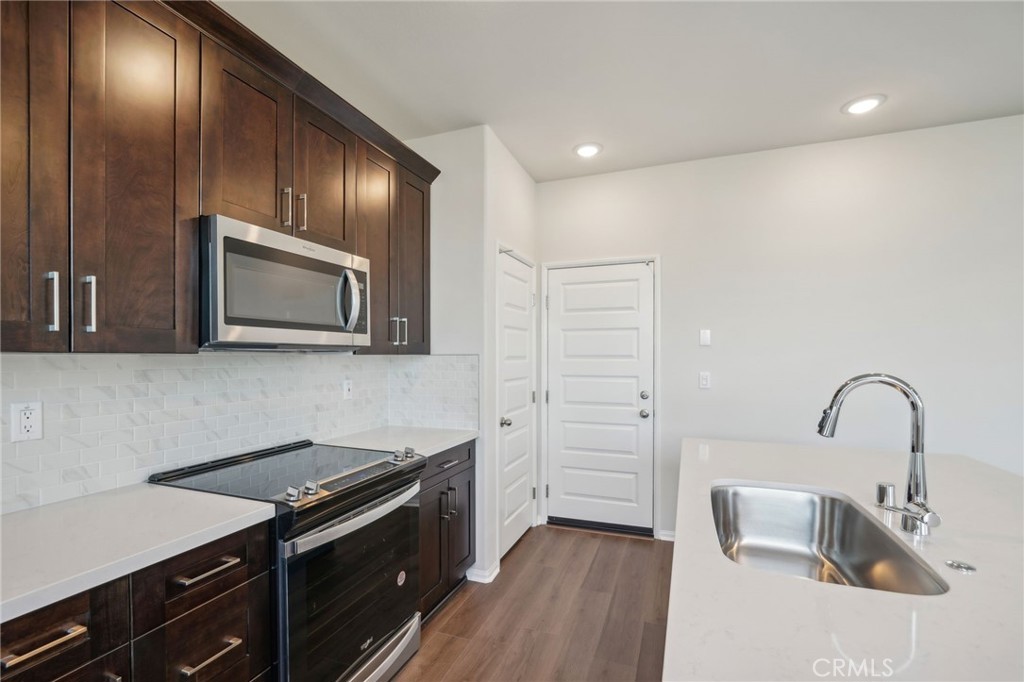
left=179, top=636, right=242, bottom=678
left=173, top=555, right=241, bottom=587
left=0, top=623, right=87, bottom=671
left=437, top=459, right=460, bottom=470
left=104, top=675, right=123, bottom=682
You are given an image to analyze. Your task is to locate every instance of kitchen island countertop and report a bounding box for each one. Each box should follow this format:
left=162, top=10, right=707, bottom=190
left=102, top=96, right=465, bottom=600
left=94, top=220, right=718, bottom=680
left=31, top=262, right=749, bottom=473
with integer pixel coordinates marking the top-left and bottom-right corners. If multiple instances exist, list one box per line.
left=664, top=438, right=1023, bottom=681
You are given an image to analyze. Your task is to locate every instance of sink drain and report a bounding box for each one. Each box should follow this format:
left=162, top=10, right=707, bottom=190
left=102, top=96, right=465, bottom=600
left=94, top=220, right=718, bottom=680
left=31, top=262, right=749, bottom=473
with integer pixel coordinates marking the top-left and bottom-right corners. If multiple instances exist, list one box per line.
left=945, top=559, right=977, bottom=574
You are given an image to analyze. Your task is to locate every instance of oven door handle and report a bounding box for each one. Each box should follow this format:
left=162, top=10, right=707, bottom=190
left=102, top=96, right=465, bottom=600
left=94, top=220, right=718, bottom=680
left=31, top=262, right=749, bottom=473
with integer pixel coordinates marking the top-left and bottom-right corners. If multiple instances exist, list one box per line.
left=284, top=481, right=420, bottom=558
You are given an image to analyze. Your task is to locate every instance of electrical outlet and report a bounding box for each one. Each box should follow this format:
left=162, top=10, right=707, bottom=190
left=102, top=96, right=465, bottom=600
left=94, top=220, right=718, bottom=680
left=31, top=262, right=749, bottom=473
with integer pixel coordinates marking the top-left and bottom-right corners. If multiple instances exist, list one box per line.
left=698, top=372, right=711, bottom=390
left=11, top=402, right=43, bottom=442
left=343, top=380, right=353, bottom=400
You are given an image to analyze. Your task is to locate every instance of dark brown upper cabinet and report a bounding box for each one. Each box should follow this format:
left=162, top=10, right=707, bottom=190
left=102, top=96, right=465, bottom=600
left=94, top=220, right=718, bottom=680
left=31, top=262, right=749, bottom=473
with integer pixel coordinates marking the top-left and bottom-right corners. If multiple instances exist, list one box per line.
left=71, top=0, right=200, bottom=353
left=1, top=1, right=71, bottom=352
left=397, top=168, right=431, bottom=354
left=1, top=0, right=199, bottom=354
left=293, top=97, right=358, bottom=253
left=358, top=142, right=401, bottom=353
left=356, top=148, right=431, bottom=355
left=200, top=36, right=294, bottom=234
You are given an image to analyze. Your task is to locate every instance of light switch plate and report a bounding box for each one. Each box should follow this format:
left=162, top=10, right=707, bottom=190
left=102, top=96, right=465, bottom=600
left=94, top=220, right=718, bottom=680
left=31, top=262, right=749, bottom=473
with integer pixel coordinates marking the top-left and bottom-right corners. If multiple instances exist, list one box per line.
left=699, top=329, right=711, bottom=346
left=342, top=380, right=353, bottom=400
left=699, top=372, right=711, bottom=389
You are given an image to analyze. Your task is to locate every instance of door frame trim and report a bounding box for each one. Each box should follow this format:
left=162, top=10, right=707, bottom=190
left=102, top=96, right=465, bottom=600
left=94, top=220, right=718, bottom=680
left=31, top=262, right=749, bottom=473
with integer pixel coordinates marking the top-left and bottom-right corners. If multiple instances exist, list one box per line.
left=539, top=256, right=662, bottom=536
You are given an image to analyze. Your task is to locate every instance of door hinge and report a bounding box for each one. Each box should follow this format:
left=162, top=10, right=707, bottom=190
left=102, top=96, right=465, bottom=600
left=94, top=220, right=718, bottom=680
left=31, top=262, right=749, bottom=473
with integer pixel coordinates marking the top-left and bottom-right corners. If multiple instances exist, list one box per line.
left=532, top=487, right=536, bottom=500
left=545, top=484, right=549, bottom=498
left=531, top=390, right=536, bottom=404
left=545, top=295, right=549, bottom=310
left=531, top=293, right=536, bottom=308
left=545, top=390, right=549, bottom=404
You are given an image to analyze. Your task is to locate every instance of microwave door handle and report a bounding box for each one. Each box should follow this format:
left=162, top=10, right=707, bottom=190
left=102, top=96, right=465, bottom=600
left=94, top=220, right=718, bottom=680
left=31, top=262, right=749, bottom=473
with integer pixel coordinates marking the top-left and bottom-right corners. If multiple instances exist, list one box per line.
left=342, top=269, right=360, bottom=332
left=335, top=276, right=347, bottom=328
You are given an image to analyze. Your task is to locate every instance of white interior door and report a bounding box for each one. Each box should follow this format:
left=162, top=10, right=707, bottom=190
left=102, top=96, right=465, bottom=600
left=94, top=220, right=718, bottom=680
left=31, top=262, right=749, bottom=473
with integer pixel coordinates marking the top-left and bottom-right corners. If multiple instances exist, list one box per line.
left=546, top=262, right=655, bottom=531
left=498, top=253, right=536, bottom=556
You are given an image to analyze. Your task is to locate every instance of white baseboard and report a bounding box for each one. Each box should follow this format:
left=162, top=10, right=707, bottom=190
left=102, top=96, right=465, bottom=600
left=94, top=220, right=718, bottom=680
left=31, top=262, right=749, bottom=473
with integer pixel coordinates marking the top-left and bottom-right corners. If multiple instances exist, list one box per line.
left=466, top=561, right=500, bottom=583
left=655, top=530, right=675, bottom=541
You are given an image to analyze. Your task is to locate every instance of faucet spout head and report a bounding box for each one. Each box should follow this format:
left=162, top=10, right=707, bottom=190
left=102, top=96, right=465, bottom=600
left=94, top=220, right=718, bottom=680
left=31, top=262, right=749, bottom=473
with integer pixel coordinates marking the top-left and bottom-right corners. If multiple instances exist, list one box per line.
left=817, top=407, right=838, bottom=437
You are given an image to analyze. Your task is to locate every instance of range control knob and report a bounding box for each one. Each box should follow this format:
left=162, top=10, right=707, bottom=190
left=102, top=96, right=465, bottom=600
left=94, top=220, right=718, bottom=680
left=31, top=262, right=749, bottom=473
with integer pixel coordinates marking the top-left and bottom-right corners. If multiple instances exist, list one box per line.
left=304, top=480, right=321, bottom=495
left=403, top=447, right=416, bottom=460
left=392, top=450, right=405, bottom=463
left=285, top=486, right=302, bottom=502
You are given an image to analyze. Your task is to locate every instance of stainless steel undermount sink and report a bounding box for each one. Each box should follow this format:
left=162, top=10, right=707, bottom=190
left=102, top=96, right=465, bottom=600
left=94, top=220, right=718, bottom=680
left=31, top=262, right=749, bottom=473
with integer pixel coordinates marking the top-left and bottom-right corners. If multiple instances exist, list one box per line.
left=710, top=483, right=949, bottom=595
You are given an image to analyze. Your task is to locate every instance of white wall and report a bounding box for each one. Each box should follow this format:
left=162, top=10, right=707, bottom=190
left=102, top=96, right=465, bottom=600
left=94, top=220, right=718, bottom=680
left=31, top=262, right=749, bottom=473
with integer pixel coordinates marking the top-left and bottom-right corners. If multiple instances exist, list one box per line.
left=406, top=125, right=537, bottom=580
left=537, top=116, right=1024, bottom=533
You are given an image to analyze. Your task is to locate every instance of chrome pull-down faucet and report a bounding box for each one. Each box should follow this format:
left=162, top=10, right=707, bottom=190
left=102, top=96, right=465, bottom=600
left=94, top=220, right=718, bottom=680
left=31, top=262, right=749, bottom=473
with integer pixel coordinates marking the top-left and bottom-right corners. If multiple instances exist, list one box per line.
left=817, top=373, right=941, bottom=536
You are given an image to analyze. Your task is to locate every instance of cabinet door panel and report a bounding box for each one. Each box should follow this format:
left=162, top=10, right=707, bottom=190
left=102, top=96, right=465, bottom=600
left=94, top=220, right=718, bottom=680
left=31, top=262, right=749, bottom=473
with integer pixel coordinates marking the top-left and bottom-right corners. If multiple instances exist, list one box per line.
left=71, top=0, right=199, bottom=352
left=448, top=467, right=475, bottom=587
left=201, top=37, right=293, bottom=233
left=0, top=0, right=70, bottom=351
left=398, top=168, right=430, bottom=354
left=294, top=98, right=357, bottom=252
left=418, top=479, right=450, bottom=617
left=357, top=143, right=400, bottom=354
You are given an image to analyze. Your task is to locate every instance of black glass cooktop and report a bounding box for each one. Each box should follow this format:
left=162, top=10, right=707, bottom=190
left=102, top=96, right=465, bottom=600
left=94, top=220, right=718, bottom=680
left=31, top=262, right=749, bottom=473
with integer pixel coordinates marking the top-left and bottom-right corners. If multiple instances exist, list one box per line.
left=150, top=440, right=410, bottom=507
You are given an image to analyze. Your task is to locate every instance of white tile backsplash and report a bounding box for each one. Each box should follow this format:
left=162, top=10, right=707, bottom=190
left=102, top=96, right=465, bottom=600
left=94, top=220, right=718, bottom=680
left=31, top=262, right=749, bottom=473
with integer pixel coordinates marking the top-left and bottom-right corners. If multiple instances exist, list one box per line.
left=0, top=353, right=478, bottom=514
left=388, top=355, right=480, bottom=429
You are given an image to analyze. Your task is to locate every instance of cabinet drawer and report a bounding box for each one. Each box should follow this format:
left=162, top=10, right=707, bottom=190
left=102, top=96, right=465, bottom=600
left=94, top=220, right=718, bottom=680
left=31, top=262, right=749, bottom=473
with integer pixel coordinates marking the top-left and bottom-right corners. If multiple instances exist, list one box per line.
left=54, top=645, right=130, bottom=682
left=0, top=578, right=129, bottom=682
left=131, top=524, right=268, bottom=636
left=132, top=573, right=268, bottom=682
left=420, top=441, right=474, bottom=487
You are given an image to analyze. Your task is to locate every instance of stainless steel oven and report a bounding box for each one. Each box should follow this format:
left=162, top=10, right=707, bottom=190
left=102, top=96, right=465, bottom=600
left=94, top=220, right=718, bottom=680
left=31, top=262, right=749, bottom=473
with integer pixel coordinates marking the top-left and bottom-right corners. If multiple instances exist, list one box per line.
left=200, top=215, right=369, bottom=350
left=281, top=481, right=421, bottom=682
left=151, top=441, right=426, bottom=682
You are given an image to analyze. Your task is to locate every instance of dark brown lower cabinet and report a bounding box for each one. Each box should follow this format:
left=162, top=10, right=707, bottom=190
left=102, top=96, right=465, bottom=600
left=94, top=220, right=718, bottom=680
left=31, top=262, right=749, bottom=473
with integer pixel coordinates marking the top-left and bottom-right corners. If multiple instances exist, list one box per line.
left=0, top=523, right=270, bottom=682
left=418, top=441, right=476, bottom=618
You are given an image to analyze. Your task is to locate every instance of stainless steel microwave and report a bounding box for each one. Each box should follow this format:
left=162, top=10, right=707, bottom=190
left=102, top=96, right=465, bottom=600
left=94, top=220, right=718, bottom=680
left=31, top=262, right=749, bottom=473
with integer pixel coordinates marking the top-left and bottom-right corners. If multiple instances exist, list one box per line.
left=200, top=215, right=369, bottom=350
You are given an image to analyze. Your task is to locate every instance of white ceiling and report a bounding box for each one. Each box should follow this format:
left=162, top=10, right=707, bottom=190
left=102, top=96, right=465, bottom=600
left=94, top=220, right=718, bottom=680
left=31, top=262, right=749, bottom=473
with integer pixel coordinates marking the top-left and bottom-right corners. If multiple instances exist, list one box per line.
left=217, top=1, right=1023, bottom=182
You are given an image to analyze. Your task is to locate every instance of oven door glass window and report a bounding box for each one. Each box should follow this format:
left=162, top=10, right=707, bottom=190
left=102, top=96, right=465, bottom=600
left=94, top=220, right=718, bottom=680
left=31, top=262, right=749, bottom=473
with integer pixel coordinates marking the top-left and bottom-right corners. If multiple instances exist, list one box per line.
left=223, top=237, right=357, bottom=332
left=285, top=488, right=419, bottom=682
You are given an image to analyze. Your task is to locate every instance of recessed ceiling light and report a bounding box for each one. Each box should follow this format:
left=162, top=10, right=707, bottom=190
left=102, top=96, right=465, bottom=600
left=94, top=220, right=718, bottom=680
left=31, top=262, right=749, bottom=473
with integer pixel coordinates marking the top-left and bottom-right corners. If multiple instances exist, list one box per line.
left=841, top=94, right=887, bottom=115
left=574, top=143, right=603, bottom=158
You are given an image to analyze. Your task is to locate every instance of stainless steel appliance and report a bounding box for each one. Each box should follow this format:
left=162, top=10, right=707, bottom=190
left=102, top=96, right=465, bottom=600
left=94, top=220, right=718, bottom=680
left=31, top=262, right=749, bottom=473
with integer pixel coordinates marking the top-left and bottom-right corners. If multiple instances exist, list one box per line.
left=200, top=215, right=370, bottom=350
left=151, top=441, right=425, bottom=681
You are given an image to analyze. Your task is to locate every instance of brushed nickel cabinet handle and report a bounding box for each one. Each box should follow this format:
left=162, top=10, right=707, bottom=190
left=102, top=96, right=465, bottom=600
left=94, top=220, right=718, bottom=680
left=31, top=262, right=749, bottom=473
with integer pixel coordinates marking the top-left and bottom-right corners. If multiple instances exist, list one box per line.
left=172, top=555, right=241, bottom=587
left=179, top=636, right=242, bottom=678
left=440, top=491, right=450, bottom=521
left=391, top=317, right=400, bottom=345
left=104, top=674, right=123, bottom=682
left=401, top=317, right=409, bottom=346
left=437, top=459, right=460, bottom=470
left=46, top=271, right=59, bottom=331
left=297, top=193, right=308, bottom=231
left=0, top=623, right=87, bottom=671
left=448, top=485, right=459, bottom=518
left=82, top=275, right=97, bottom=332
left=282, top=187, right=293, bottom=228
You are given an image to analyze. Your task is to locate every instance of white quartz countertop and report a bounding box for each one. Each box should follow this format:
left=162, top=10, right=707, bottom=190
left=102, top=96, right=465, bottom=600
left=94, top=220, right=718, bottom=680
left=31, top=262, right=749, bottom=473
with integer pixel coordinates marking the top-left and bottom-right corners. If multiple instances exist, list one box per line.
left=322, top=426, right=478, bottom=457
left=0, top=484, right=274, bottom=623
left=663, top=438, right=1024, bottom=682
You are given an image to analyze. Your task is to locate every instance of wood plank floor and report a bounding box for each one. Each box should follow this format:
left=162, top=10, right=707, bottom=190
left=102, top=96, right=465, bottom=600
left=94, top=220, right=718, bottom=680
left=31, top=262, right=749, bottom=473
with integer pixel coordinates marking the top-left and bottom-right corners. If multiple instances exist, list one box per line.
left=396, top=525, right=674, bottom=682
